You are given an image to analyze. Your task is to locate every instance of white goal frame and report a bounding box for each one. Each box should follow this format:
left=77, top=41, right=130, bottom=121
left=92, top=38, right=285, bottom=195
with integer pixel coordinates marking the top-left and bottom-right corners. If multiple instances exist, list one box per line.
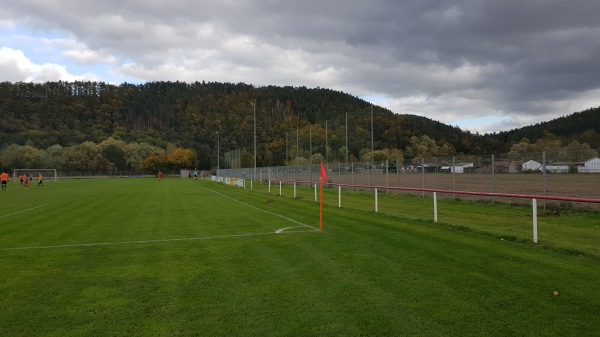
left=13, top=169, right=58, bottom=182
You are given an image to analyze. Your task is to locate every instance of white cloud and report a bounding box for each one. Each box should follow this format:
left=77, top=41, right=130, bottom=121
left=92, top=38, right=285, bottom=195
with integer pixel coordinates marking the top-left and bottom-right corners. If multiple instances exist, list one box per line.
left=53, top=39, right=118, bottom=65
left=0, top=19, right=16, bottom=30
left=0, top=47, right=98, bottom=82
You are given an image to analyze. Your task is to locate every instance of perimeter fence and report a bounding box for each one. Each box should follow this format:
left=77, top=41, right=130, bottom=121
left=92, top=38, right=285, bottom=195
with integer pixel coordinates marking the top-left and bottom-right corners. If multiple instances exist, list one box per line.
left=218, top=151, right=600, bottom=210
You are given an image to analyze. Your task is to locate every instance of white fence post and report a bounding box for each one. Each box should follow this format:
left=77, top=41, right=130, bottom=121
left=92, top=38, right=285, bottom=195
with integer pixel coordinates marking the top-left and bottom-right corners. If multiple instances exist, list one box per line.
left=375, top=188, right=378, bottom=212
left=279, top=181, right=282, bottom=196
left=434, top=192, right=438, bottom=222
left=338, top=185, right=341, bottom=207
left=314, top=184, right=317, bottom=202
left=533, top=198, right=538, bottom=243
left=268, top=180, right=271, bottom=193
left=294, top=182, right=297, bottom=198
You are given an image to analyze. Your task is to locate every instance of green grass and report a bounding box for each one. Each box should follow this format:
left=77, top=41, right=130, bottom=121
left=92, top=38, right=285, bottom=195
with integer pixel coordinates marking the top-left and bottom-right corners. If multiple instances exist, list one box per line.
left=277, top=182, right=600, bottom=258
left=1, top=178, right=599, bottom=336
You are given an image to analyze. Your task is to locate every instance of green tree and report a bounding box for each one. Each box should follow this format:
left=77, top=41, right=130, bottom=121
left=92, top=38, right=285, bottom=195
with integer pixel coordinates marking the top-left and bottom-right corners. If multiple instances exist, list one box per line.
left=507, top=138, right=534, bottom=159
left=576, top=130, right=600, bottom=149
left=405, top=135, right=458, bottom=159
left=61, top=141, right=113, bottom=171
left=557, top=141, right=598, bottom=162
left=0, top=144, right=43, bottom=169
left=124, top=143, right=164, bottom=172
left=100, top=137, right=128, bottom=170
left=310, top=153, right=325, bottom=164
left=361, top=150, right=389, bottom=163
left=43, top=145, right=64, bottom=168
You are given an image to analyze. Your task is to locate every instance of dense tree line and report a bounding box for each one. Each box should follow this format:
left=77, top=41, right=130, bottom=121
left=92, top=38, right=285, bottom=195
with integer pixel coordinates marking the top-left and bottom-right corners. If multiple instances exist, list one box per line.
left=1, top=81, right=598, bottom=171
left=489, top=107, right=600, bottom=149
left=0, top=138, right=197, bottom=173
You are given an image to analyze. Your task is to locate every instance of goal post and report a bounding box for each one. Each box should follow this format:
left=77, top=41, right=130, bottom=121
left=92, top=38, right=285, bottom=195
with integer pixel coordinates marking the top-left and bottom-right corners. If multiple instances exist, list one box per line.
left=13, top=169, right=58, bottom=182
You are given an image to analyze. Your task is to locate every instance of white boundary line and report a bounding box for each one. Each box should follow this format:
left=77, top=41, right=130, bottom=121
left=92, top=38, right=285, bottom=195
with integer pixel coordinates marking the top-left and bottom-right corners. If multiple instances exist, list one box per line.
left=194, top=182, right=318, bottom=231
left=0, top=229, right=317, bottom=251
left=0, top=203, right=50, bottom=219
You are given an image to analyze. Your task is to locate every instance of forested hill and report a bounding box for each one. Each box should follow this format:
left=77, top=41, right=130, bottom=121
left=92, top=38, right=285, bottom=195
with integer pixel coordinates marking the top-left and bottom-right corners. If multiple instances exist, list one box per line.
left=490, top=107, right=600, bottom=146
left=0, top=81, right=598, bottom=169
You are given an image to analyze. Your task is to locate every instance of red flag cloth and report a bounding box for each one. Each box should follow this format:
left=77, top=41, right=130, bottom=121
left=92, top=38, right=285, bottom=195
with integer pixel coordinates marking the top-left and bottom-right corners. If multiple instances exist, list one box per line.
left=320, top=162, right=328, bottom=181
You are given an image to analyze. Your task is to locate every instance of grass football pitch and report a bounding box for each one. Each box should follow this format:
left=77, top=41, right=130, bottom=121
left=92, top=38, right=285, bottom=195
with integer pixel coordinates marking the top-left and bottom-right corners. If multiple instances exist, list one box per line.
left=1, top=178, right=599, bottom=336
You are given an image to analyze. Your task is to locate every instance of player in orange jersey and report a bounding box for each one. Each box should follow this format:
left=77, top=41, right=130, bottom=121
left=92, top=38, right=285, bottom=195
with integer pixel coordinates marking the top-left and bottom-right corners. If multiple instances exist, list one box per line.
left=1, top=172, right=9, bottom=191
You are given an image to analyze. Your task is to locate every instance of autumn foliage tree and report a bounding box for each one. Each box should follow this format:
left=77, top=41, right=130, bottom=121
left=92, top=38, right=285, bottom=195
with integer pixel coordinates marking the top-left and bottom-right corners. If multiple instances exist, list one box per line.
left=142, top=154, right=169, bottom=173
left=142, top=148, right=198, bottom=173
left=168, top=148, right=198, bottom=170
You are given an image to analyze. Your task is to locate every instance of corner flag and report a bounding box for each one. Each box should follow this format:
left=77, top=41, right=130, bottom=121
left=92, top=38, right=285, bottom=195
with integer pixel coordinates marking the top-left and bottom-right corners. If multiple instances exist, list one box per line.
left=320, top=162, right=328, bottom=181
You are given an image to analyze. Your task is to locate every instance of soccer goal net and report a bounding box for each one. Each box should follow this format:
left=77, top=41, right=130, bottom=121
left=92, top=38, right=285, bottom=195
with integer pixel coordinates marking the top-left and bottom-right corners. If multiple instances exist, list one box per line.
left=13, top=169, right=58, bottom=182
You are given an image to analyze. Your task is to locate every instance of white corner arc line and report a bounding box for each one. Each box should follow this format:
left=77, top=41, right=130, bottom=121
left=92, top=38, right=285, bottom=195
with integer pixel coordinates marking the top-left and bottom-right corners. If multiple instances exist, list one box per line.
left=276, top=226, right=315, bottom=234
left=0, top=203, right=50, bottom=219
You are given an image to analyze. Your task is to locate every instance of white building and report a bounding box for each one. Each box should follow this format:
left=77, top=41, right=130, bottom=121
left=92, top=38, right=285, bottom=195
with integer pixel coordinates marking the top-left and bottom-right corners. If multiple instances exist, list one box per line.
left=578, top=157, right=600, bottom=173
left=522, top=160, right=541, bottom=171
left=544, top=163, right=570, bottom=173
left=441, top=163, right=473, bottom=174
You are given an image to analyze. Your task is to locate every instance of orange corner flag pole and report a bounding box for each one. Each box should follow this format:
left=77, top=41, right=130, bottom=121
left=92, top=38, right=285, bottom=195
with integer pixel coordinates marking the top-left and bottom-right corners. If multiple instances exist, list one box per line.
left=319, top=162, right=327, bottom=231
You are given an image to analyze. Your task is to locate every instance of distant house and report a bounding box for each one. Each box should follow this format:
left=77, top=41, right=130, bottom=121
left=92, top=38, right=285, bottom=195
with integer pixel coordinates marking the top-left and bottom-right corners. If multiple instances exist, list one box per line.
left=508, top=161, right=523, bottom=173
left=544, top=162, right=571, bottom=173
left=407, top=164, right=438, bottom=172
left=492, top=161, right=511, bottom=173
left=441, top=163, right=473, bottom=174
left=493, top=161, right=522, bottom=173
left=522, top=160, right=542, bottom=171
left=578, top=157, right=600, bottom=173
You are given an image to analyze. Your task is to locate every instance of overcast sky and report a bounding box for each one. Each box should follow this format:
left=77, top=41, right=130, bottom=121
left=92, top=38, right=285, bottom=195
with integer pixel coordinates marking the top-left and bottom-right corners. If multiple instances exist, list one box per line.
left=1, top=0, right=599, bottom=133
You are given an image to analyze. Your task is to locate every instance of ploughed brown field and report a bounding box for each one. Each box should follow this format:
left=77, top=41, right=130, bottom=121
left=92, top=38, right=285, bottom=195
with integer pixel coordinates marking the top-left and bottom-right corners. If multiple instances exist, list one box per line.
left=309, top=172, right=600, bottom=207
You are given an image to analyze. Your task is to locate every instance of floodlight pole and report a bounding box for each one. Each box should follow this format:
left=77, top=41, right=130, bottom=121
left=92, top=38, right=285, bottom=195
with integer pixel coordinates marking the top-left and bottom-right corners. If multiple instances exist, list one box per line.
left=345, top=112, right=348, bottom=166
left=251, top=102, right=256, bottom=181
left=309, top=125, right=312, bottom=181
left=326, top=120, right=328, bottom=165
left=371, top=104, right=374, bottom=185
